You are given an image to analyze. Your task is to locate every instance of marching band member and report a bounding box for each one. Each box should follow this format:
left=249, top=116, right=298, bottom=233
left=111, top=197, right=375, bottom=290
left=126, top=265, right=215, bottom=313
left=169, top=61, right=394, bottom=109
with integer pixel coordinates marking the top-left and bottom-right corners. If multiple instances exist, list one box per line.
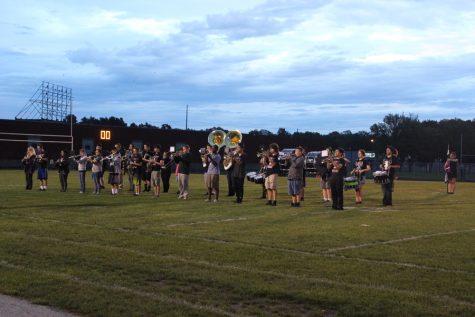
left=286, top=146, right=305, bottom=207
left=205, top=145, right=221, bottom=203
left=89, top=148, right=103, bottom=194
left=445, top=151, right=458, bottom=194
left=108, top=148, right=122, bottom=195
left=36, top=144, right=48, bottom=191
left=96, top=144, right=106, bottom=189
left=125, top=144, right=134, bottom=191
left=150, top=145, right=164, bottom=198
left=21, top=146, right=36, bottom=190
left=224, top=147, right=235, bottom=197
left=55, top=150, right=70, bottom=192
left=76, top=148, right=88, bottom=194
left=142, top=144, right=153, bottom=192
left=231, top=143, right=246, bottom=204
left=320, top=147, right=333, bottom=203
left=381, top=146, right=400, bottom=206
left=129, top=147, right=143, bottom=196
left=114, top=143, right=123, bottom=189
left=174, top=145, right=192, bottom=200
left=329, top=148, right=346, bottom=210
left=161, top=150, right=172, bottom=193
left=257, top=146, right=267, bottom=199
left=265, top=143, right=280, bottom=206
left=202, top=145, right=211, bottom=196
left=300, top=147, right=307, bottom=202
left=352, top=149, right=371, bottom=204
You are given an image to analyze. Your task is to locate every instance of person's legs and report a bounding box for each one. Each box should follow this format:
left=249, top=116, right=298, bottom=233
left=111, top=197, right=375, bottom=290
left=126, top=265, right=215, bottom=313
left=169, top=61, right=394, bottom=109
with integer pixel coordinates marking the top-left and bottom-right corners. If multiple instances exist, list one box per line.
left=213, top=175, right=219, bottom=201
left=183, top=174, right=189, bottom=198
left=330, top=177, right=338, bottom=209
left=163, top=169, right=171, bottom=193
left=128, top=169, right=134, bottom=191
left=79, top=171, right=86, bottom=193
left=64, top=171, right=68, bottom=191
left=336, top=176, right=344, bottom=209
left=59, top=172, right=65, bottom=191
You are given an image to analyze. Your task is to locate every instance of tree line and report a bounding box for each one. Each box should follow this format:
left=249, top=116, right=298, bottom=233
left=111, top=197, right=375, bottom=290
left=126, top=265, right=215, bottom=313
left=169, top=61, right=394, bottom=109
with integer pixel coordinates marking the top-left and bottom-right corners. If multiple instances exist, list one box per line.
left=63, top=113, right=475, bottom=163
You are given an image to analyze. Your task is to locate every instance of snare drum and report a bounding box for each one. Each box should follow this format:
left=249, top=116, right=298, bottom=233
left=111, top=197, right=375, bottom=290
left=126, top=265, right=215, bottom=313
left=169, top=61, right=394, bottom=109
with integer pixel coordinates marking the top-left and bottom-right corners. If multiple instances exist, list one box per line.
left=254, top=174, right=265, bottom=184
left=373, top=171, right=390, bottom=184
left=344, top=176, right=359, bottom=190
left=246, top=172, right=257, bottom=182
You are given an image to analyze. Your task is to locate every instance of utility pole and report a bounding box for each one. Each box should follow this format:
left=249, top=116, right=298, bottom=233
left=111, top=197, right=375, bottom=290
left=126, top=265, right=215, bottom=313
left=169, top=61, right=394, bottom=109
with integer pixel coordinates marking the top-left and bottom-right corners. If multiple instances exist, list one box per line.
left=460, top=133, right=463, bottom=164
left=185, top=104, right=189, bottom=130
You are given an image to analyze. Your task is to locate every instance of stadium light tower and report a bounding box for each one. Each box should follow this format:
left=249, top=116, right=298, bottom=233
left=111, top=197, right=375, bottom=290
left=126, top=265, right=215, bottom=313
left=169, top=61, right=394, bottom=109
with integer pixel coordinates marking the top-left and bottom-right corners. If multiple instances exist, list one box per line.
left=15, top=81, right=72, bottom=122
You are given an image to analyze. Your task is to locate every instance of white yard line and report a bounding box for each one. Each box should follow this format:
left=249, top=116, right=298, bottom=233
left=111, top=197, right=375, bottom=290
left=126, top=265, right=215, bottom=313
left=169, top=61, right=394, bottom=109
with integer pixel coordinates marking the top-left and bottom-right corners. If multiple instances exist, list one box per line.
left=1, top=213, right=474, bottom=276
left=324, top=228, right=475, bottom=253
left=1, top=232, right=475, bottom=309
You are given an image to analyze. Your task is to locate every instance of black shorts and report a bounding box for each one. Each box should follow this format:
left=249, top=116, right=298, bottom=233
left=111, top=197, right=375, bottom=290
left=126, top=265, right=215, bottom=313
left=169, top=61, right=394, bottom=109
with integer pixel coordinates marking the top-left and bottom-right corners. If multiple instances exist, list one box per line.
left=142, top=170, right=152, bottom=181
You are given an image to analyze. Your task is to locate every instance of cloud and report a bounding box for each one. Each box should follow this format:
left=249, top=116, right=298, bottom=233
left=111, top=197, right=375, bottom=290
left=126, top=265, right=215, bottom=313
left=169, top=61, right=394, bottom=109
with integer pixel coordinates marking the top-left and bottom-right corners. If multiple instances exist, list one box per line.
left=1, top=0, right=475, bottom=133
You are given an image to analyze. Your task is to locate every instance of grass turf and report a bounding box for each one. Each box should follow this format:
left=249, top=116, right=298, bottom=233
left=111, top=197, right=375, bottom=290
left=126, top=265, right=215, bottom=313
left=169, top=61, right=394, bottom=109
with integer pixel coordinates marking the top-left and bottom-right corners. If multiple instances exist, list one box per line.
left=0, top=169, right=474, bottom=316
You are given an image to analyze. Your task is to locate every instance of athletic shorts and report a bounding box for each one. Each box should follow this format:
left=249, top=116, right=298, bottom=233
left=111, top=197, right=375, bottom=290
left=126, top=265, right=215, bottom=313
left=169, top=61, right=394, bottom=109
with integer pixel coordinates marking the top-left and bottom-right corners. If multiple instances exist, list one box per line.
left=288, top=180, right=302, bottom=196
left=142, top=170, right=152, bottom=181
left=205, top=173, right=219, bottom=189
left=108, top=173, right=120, bottom=185
left=37, top=167, right=48, bottom=180
left=320, top=179, right=331, bottom=190
left=151, top=171, right=161, bottom=187
left=265, top=174, right=278, bottom=190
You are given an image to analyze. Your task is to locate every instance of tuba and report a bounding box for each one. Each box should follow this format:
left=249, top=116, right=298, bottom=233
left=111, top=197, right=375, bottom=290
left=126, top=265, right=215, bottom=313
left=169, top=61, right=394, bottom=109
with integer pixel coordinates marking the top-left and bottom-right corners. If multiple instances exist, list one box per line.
left=225, top=130, right=242, bottom=149
left=207, top=130, right=226, bottom=149
left=223, top=130, right=243, bottom=171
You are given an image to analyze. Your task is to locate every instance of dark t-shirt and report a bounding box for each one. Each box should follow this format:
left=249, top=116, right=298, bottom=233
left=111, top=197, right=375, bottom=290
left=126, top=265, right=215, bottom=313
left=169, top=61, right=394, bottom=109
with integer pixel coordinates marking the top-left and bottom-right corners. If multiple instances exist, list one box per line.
left=142, top=150, right=152, bottom=171
left=382, top=155, right=399, bottom=179
left=23, top=155, right=36, bottom=173
left=151, top=153, right=163, bottom=172
left=175, top=153, right=192, bottom=175
left=232, top=153, right=247, bottom=178
left=37, top=150, right=48, bottom=168
left=332, top=157, right=346, bottom=176
left=354, top=159, right=369, bottom=177
left=131, top=153, right=142, bottom=174
left=270, top=153, right=280, bottom=174
left=56, top=156, right=69, bottom=173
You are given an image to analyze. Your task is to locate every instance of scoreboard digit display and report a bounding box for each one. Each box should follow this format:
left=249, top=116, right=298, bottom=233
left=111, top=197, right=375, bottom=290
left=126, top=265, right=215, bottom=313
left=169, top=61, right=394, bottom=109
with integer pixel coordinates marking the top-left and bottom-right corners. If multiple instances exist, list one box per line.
left=100, top=130, right=111, bottom=140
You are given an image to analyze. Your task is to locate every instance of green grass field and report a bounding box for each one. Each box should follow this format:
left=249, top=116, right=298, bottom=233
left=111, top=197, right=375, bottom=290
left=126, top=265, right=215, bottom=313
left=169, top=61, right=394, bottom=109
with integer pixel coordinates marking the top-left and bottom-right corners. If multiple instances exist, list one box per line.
left=0, top=169, right=474, bottom=317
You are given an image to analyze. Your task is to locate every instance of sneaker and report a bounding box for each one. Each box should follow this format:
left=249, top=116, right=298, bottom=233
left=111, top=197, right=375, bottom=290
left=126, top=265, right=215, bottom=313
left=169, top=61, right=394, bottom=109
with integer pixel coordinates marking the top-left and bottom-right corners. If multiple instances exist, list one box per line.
left=79, top=191, right=84, bottom=194
left=213, top=199, right=218, bottom=203
left=205, top=199, right=211, bottom=202
left=272, top=201, right=277, bottom=206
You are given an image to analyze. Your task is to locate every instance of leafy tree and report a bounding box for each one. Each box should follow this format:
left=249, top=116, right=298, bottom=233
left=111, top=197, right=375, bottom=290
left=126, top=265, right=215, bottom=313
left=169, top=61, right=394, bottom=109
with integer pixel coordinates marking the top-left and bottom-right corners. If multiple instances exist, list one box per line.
left=277, top=127, right=291, bottom=136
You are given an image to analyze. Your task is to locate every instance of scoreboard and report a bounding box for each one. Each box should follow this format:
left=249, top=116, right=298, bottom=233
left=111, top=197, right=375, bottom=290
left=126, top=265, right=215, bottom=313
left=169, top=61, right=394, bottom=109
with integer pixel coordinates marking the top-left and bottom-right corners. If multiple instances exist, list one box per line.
left=100, top=130, right=111, bottom=140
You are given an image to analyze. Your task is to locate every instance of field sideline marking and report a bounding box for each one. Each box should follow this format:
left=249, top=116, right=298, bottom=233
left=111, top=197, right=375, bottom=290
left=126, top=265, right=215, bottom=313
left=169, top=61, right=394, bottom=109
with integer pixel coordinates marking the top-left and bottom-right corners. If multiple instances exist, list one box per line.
left=323, top=228, right=475, bottom=253
left=166, top=216, right=265, bottom=227
left=1, top=212, right=474, bottom=275
left=1, top=231, right=475, bottom=309
left=0, top=260, right=250, bottom=317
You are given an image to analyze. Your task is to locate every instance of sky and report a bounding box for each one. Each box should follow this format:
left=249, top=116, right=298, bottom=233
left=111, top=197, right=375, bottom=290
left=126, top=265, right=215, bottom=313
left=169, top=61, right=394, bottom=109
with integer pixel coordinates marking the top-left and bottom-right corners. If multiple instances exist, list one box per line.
left=1, top=0, right=475, bottom=133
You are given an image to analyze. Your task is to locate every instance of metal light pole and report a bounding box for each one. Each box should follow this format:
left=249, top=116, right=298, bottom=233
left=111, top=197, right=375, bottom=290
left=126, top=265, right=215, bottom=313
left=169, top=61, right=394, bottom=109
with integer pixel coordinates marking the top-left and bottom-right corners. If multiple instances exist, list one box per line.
left=185, top=104, right=189, bottom=130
